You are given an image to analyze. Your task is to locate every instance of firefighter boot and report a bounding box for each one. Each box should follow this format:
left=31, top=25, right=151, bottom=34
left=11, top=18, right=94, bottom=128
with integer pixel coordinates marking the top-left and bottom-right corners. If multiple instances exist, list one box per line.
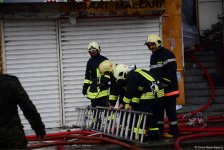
left=163, top=124, right=178, bottom=138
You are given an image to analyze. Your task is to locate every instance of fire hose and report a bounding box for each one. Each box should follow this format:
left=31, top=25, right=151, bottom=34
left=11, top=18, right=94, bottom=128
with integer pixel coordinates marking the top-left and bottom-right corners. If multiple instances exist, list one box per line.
left=174, top=36, right=224, bottom=150
left=175, top=132, right=224, bottom=150
left=27, top=130, right=143, bottom=150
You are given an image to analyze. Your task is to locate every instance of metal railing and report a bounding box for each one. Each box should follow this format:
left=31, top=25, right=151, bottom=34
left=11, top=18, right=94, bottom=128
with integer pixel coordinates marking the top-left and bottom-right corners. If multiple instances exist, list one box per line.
left=75, top=106, right=152, bottom=144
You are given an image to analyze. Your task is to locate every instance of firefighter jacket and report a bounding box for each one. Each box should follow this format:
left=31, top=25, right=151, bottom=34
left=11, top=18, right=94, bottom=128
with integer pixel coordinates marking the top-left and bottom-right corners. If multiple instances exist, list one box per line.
left=0, top=74, right=45, bottom=137
left=149, top=47, right=179, bottom=97
left=109, top=74, right=141, bottom=109
left=83, top=54, right=110, bottom=99
left=122, top=68, right=164, bottom=107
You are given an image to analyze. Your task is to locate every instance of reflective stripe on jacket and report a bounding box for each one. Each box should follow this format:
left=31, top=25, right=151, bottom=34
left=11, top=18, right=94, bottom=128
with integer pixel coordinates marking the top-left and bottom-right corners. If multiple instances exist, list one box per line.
left=149, top=47, right=179, bottom=97
left=123, top=68, right=164, bottom=104
left=83, top=54, right=109, bottom=99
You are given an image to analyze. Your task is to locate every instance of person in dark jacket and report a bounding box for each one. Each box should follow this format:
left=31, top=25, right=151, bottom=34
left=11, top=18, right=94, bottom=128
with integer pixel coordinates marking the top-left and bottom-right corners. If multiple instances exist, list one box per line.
left=113, top=64, right=164, bottom=141
left=82, top=41, right=110, bottom=107
left=0, top=74, right=46, bottom=149
left=145, top=34, right=179, bottom=138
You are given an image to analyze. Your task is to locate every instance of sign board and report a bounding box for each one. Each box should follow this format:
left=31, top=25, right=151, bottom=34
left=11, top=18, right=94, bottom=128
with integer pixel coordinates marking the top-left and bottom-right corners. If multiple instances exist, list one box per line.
left=60, top=0, right=165, bottom=17
left=0, top=0, right=165, bottom=18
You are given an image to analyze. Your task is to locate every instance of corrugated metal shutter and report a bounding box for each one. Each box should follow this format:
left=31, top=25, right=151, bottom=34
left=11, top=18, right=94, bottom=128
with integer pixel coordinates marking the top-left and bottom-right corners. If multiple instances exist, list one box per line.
left=3, top=20, right=61, bottom=130
left=60, top=17, right=161, bottom=126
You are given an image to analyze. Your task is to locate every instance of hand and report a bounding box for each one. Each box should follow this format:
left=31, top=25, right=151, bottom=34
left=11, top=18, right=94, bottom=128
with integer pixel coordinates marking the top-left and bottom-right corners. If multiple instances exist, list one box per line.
left=36, top=129, right=46, bottom=140
left=124, top=104, right=130, bottom=110
left=100, top=76, right=110, bottom=85
left=82, top=88, right=87, bottom=95
left=82, top=84, right=88, bottom=95
left=109, top=106, right=114, bottom=110
left=118, top=104, right=124, bottom=110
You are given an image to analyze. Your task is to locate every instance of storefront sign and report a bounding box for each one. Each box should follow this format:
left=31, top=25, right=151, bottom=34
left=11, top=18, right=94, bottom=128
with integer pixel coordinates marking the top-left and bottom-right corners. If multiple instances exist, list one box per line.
left=0, top=0, right=165, bottom=18
left=61, top=0, right=165, bottom=17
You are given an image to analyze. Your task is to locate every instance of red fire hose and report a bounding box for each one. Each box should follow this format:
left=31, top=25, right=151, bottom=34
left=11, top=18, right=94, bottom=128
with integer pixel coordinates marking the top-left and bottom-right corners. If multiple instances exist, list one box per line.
left=175, top=132, right=224, bottom=150
left=26, top=130, right=96, bottom=140
left=174, top=36, right=224, bottom=150
left=27, top=134, right=146, bottom=150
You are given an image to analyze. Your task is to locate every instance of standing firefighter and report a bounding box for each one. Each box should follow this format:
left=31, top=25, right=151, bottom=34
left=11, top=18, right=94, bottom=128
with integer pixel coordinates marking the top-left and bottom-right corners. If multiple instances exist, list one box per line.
left=82, top=41, right=110, bottom=107
left=113, top=64, right=164, bottom=140
left=145, top=34, right=179, bottom=138
left=0, top=74, right=46, bottom=149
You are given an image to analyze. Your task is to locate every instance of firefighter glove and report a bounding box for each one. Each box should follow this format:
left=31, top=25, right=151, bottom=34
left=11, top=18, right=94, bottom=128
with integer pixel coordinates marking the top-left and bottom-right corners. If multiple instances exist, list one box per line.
left=100, top=76, right=110, bottom=86
left=82, top=84, right=89, bottom=95
left=124, top=103, right=130, bottom=110
left=118, top=103, right=124, bottom=110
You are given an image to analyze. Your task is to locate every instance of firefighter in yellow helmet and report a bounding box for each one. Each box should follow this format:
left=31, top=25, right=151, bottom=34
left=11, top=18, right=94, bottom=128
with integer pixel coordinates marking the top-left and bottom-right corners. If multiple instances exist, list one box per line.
left=113, top=64, right=164, bottom=141
left=98, top=61, right=139, bottom=110
left=98, top=60, right=122, bottom=109
left=99, top=60, right=115, bottom=75
left=82, top=41, right=110, bottom=107
left=145, top=34, right=179, bottom=138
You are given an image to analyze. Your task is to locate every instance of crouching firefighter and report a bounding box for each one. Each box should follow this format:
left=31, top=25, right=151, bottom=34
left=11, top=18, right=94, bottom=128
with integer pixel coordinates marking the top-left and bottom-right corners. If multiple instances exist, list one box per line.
left=99, top=60, right=140, bottom=136
left=113, top=64, right=164, bottom=141
left=99, top=60, right=140, bottom=110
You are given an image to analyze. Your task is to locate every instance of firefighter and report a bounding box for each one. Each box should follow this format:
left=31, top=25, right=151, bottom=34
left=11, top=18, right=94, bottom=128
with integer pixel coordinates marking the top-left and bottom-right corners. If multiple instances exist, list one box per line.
left=99, top=60, right=139, bottom=110
left=99, top=61, right=141, bottom=138
left=113, top=64, right=164, bottom=140
left=98, top=60, right=120, bottom=108
left=82, top=41, right=110, bottom=107
left=98, top=60, right=115, bottom=76
left=99, top=60, right=124, bottom=109
left=145, top=34, right=180, bottom=138
left=0, top=74, right=46, bottom=149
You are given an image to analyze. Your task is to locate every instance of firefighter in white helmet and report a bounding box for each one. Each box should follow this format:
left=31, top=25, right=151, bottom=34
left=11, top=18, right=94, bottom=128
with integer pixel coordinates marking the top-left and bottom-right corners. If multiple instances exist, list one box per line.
left=98, top=61, right=139, bottom=110
left=145, top=34, right=179, bottom=138
left=113, top=64, right=164, bottom=141
left=82, top=41, right=110, bottom=107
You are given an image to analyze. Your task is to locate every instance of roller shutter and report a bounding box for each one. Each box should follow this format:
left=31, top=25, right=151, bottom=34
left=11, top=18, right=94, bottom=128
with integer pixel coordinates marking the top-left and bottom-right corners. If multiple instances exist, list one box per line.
left=3, top=20, right=61, bottom=130
left=60, top=17, right=161, bottom=126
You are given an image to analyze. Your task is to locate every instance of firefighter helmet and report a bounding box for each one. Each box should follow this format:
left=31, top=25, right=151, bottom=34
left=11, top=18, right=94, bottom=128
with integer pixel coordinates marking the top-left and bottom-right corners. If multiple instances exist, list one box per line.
left=145, top=34, right=163, bottom=48
left=113, top=64, right=129, bottom=81
left=99, top=60, right=115, bottom=75
left=88, top=41, right=101, bottom=52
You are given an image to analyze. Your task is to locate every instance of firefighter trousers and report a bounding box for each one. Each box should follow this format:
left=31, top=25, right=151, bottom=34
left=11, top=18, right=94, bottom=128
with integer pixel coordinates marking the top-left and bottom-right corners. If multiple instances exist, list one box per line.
left=157, top=96, right=178, bottom=136
left=135, top=100, right=159, bottom=140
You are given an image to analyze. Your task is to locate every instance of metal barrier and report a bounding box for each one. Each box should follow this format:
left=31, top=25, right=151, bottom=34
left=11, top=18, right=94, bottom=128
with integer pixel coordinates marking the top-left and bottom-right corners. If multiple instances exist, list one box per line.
left=75, top=106, right=152, bottom=143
